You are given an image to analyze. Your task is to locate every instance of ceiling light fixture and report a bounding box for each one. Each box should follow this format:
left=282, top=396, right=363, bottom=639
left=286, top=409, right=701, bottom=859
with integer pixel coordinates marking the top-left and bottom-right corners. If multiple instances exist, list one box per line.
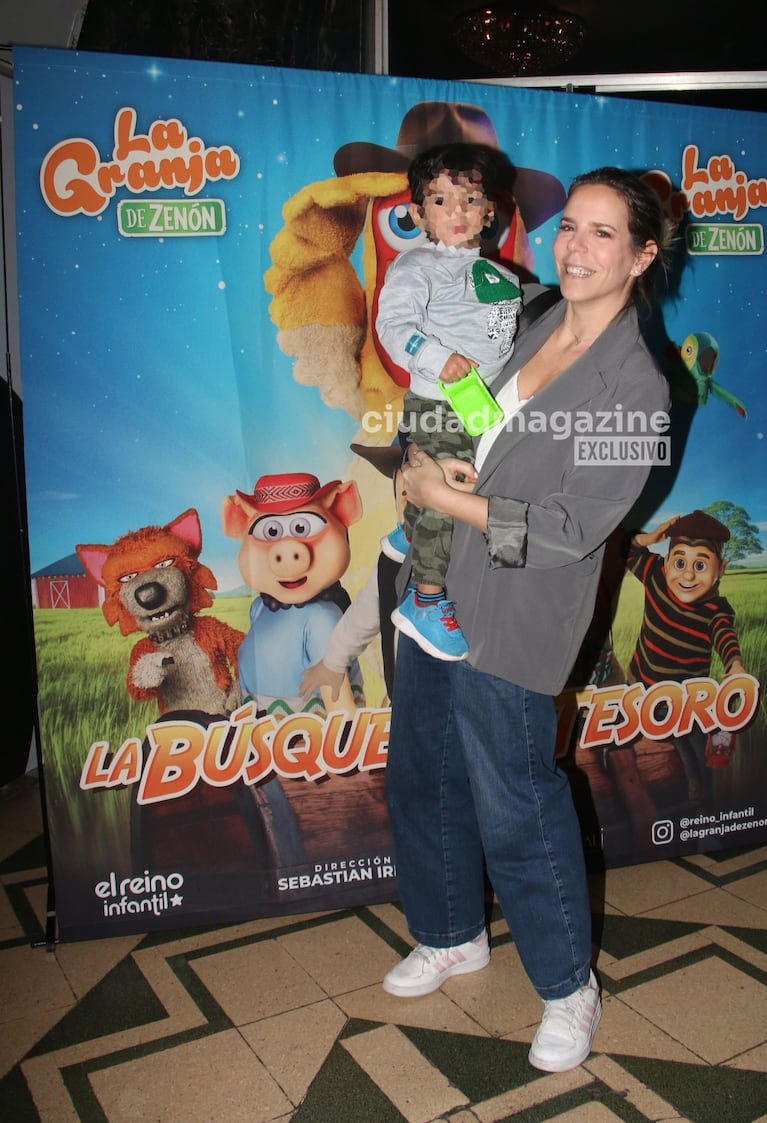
left=452, top=6, right=586, bottom=76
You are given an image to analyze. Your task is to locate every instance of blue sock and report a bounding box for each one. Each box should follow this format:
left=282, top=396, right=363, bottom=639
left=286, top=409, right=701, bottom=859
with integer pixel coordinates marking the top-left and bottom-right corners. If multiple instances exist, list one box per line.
left=414, top=589, right=444, bottom=606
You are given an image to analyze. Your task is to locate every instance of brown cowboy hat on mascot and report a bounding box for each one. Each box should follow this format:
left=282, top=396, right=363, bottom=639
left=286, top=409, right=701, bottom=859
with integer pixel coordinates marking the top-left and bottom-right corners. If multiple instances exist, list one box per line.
left=350, top=441, right=405, bottom=480
left=334, top=100, right=565, bottom=233
left=265, top=100, right=564, bottom=423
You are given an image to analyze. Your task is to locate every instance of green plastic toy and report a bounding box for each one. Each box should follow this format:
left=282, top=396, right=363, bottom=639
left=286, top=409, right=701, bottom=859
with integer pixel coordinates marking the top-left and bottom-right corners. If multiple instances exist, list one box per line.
left=439, top=367, right=503, bottom=436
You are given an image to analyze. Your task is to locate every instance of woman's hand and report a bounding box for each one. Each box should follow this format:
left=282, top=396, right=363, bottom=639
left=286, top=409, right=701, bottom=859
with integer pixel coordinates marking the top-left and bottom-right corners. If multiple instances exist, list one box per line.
left=437, top=456, right=480, bottom=492
left=401, top=444, right=478, bottom=513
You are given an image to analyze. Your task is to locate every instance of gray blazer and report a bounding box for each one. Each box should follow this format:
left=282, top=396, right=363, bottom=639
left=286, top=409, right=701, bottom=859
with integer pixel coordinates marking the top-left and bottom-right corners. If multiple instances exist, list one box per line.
left=446, top=291, right=671, bottom=695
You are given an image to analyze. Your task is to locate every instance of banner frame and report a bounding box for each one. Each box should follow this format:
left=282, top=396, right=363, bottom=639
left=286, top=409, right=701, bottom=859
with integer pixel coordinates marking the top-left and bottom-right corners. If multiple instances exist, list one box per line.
left=3, top=46, right=766, bottom=945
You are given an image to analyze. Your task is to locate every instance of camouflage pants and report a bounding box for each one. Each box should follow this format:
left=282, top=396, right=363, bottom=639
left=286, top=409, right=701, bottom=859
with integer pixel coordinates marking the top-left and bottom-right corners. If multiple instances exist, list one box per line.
left=402, top=391, right=474, bottom=588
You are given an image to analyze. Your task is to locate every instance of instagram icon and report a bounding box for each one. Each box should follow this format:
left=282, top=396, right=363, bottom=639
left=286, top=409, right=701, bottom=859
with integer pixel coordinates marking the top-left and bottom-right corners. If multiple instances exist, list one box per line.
left=651, top=820, right=674, bottom=845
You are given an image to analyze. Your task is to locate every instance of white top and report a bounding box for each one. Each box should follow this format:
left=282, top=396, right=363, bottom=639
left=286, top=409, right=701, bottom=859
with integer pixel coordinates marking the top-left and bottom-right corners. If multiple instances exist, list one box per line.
left=475, top=371, right=530, bottom=471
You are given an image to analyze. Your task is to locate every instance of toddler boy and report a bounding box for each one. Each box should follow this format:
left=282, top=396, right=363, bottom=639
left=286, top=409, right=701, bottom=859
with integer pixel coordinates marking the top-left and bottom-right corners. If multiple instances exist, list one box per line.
left=376, top=141, right=522, bottom=660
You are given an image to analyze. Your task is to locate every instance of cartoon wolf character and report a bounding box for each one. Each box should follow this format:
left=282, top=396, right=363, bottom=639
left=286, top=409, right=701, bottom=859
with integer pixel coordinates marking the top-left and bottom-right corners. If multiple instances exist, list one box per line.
left=77, top=508, right=244, bottom=716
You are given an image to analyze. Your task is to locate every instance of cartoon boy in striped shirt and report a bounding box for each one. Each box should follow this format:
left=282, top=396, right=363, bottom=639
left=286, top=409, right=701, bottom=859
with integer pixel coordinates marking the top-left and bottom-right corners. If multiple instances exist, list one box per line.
left=626, top=509, right=745, bottom=803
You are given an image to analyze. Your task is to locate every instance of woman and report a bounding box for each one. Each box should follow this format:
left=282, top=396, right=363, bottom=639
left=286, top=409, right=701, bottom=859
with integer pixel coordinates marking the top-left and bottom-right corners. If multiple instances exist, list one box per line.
left=384, top=167, right=673, bottom=1074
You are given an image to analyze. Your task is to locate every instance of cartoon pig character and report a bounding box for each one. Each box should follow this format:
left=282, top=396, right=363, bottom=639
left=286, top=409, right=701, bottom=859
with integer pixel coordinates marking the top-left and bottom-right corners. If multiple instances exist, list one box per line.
left=222, top=471, right=364, bottom=714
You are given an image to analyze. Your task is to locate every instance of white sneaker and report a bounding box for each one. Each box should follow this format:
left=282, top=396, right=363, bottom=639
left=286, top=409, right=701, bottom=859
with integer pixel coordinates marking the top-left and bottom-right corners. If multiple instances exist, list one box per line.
left=382, top=931, right=490, bottom=997
left=528, top=970, right=602, bottom=1072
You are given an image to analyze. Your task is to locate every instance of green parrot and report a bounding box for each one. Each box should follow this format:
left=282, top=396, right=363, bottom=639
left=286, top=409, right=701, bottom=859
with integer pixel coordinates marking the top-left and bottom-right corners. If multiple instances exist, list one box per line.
left=676, top=331, right=747, bottom=417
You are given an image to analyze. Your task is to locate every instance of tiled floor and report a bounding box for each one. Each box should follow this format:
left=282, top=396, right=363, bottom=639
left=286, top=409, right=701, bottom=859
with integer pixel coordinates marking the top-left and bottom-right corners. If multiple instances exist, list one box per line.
left=2, top=771, right=767, bottom=1122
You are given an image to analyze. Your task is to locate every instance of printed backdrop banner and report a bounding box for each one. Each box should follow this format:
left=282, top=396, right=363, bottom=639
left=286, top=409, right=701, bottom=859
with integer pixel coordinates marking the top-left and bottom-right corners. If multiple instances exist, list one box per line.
left=12, top=47, right=766, bottom=941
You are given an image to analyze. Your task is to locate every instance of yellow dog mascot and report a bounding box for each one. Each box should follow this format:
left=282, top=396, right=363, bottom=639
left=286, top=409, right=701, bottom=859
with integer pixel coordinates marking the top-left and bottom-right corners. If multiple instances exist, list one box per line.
left=265, top=100, right=566, bottom=427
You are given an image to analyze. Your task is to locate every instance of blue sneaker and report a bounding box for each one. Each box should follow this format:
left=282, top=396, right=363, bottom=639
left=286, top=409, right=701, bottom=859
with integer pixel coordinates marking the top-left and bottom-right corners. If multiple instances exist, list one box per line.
left=392, top=588, right=470, bottom=661
left=381, top=524, right=410, bottom=562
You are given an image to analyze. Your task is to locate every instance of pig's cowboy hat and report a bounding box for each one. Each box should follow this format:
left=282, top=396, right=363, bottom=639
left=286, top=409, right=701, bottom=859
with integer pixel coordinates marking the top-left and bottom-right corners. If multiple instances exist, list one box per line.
left=236, top=473, right=342, bottom=514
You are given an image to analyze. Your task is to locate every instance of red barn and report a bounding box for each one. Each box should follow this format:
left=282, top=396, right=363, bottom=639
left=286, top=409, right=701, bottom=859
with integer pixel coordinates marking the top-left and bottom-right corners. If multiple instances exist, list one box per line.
left=31, top=553, right=102, bottom=610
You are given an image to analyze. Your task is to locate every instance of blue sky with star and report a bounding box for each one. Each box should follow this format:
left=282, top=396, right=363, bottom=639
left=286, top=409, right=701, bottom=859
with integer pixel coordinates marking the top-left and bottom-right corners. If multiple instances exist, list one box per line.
left=12, top=48, right=767, bottom=587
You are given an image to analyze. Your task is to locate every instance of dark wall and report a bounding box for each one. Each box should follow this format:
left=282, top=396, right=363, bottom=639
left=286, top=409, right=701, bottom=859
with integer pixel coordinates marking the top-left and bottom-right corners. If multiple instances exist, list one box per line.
left=78, top=0, right=364, bottom=70
left=1, top=380, right=37, bottom=786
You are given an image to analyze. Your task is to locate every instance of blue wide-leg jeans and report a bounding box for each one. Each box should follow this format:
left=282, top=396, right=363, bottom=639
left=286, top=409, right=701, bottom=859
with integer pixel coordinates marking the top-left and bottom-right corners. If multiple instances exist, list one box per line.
left=386, top=635, right=593, bottom=1000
